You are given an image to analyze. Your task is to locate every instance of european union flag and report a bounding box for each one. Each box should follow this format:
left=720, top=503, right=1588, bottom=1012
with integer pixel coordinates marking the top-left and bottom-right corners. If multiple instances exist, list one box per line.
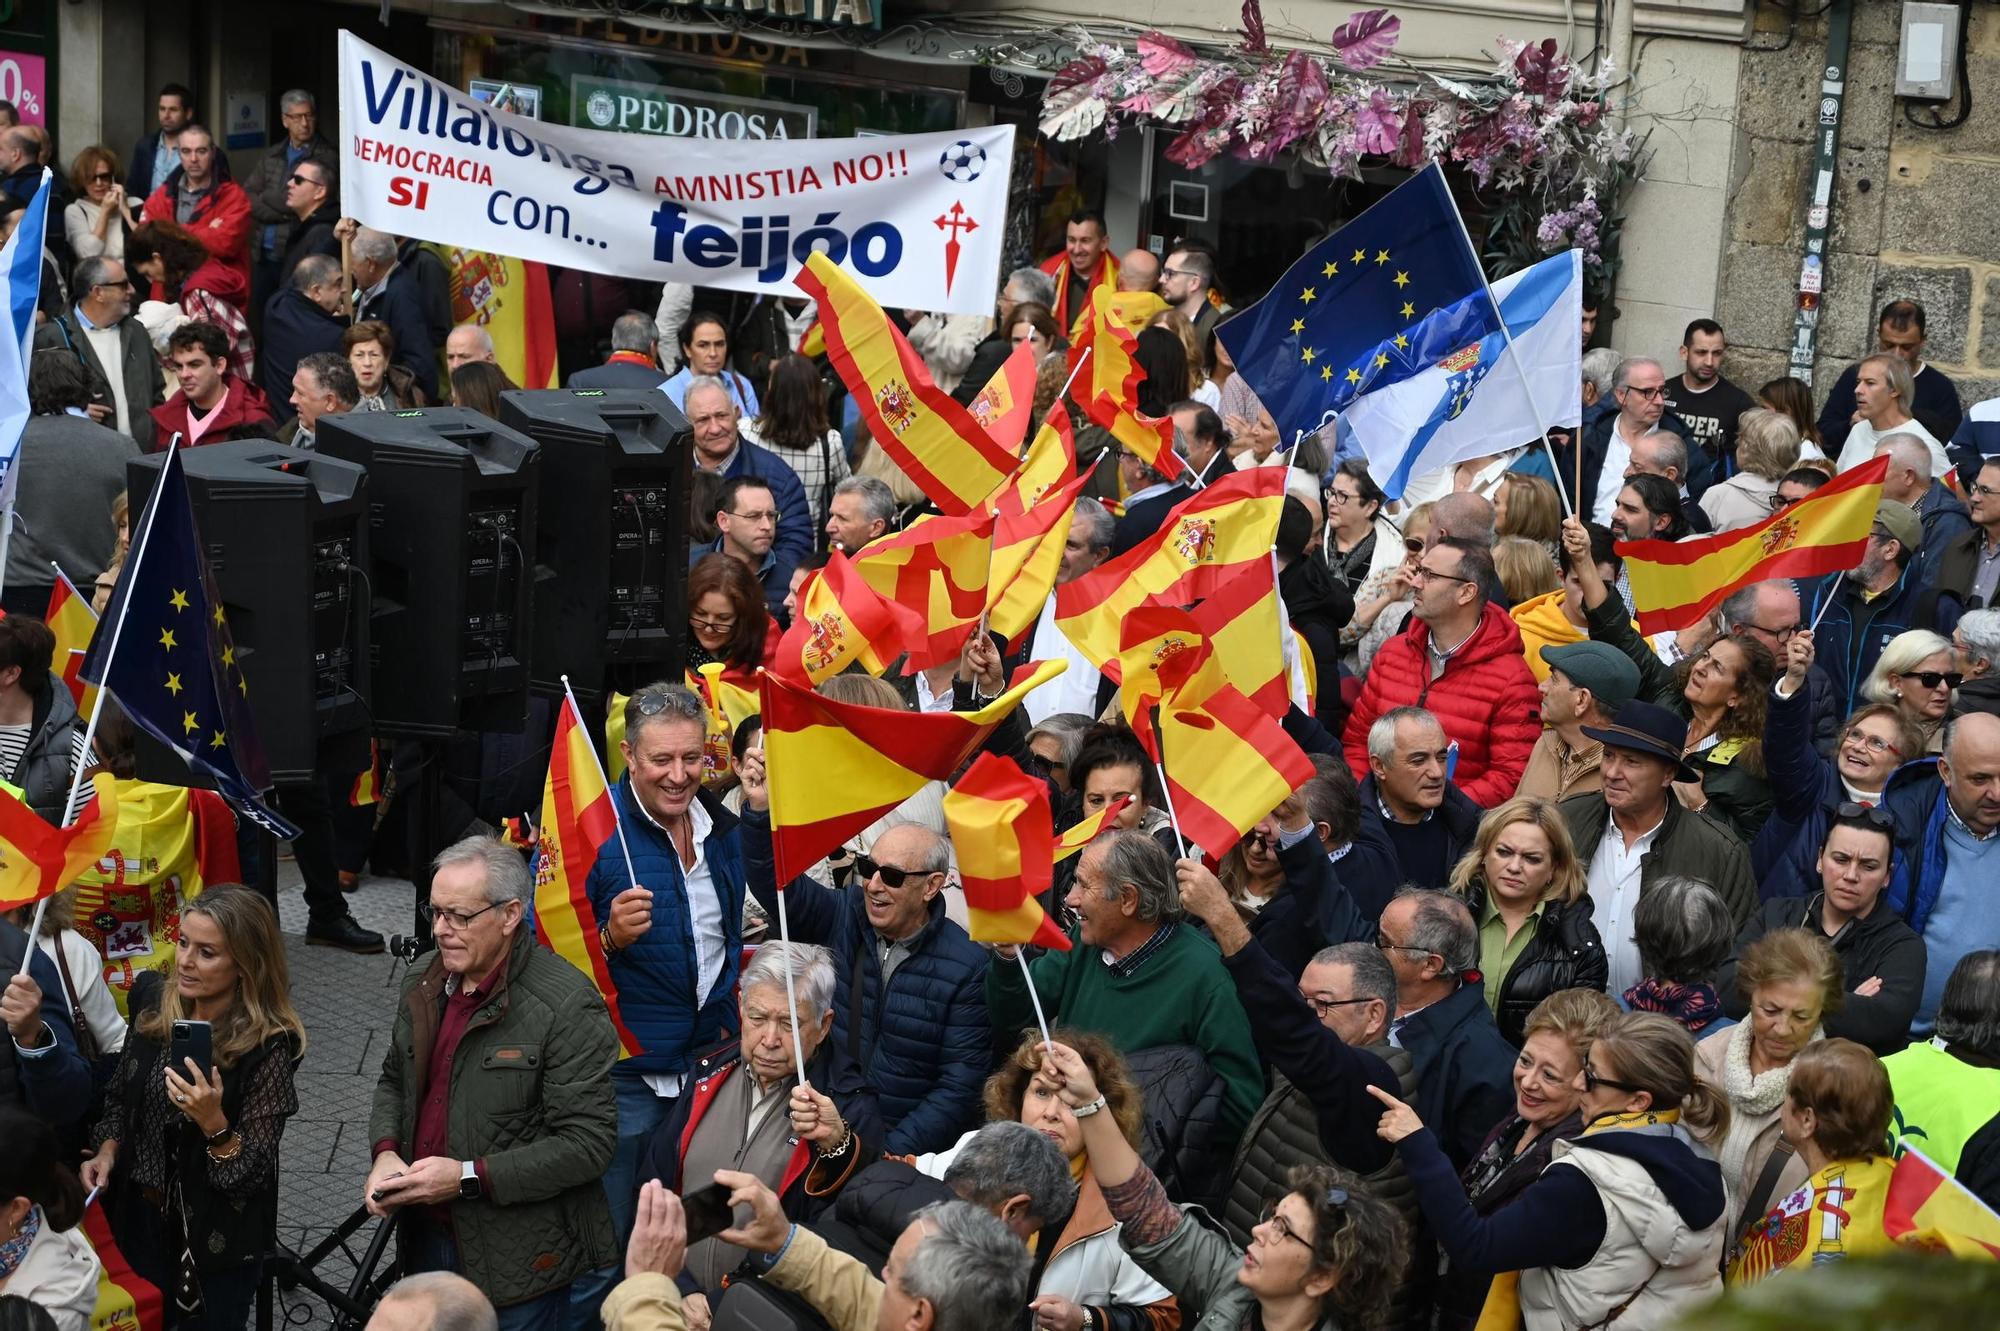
left=79, top=447, right=299, bottom=838
left=1215, top=164, right=1500, bottom=449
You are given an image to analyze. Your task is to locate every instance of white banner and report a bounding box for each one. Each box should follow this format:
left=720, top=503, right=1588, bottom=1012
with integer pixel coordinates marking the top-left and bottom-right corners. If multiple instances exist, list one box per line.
left=338, top=31, right=1015, bottom=315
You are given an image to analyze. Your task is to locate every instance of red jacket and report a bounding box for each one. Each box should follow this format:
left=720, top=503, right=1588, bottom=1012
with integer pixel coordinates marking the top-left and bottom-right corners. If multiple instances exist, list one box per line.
left=149, top=373, right=276, bottom=449
left=141, top=175, right=253, bottom=292
left=1342, top=600, right=1542, bottom=807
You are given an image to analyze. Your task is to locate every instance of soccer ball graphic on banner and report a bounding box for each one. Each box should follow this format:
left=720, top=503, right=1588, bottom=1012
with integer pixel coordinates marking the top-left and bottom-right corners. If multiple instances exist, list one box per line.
left=939, top=140, right=987, bottom=183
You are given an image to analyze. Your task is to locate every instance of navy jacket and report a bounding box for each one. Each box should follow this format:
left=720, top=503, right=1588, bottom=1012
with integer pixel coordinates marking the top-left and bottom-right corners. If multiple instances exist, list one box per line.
left=357, top=266, right=440, bottom=401
left=740, top=808, right=991, bottom=1154
left=1245, top=827, right=1374, bottom=980
left=723, top=437, right=812, bottom=598
left=1567, top=409, right=1704, bottom=513
left=1393, top=981, right=1519, bottom=1171
left=585, top=783, right=746, bottom=1080
left=568, top=360, right=668, bottom=391
left=1806, top=566, right=1961, bottom=720
left=1917, top=480, right=1972, bottom=584
left=1752, top=673, right=1848, bottom=897
left=260, top=286, right=348, bottom=406
left=1357, top=773, right=1482, bottom=898
left=0, top=919, right=95, bottom=1125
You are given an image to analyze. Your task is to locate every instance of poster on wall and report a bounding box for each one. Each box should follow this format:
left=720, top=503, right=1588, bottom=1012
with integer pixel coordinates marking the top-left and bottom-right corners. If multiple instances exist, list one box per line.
left=0, top=51, right=43, bottom=126
left=469, top=79, right=543, bottom=121
left=224, top=91, right=266, bottom=150
left=340, top=30, right=1013, bottom=314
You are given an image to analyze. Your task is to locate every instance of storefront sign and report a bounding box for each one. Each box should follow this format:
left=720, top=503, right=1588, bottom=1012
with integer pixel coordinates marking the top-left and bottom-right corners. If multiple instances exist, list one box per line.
left=666, top=0, right=878, bottom=28
left=340, top=31, right=1010, bottom=314
left=572, top=75, right=814, bottom=140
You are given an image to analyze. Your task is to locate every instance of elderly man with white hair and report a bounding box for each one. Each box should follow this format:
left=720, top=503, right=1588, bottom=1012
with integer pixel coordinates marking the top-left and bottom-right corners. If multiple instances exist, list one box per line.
left=637, top=941, right=878, bottom=1327
left=1952, top=609, right=2000, bottom=719
left=344, top=223, right=439, bottom=399
left=1874, top=430, right=1969, bottom=579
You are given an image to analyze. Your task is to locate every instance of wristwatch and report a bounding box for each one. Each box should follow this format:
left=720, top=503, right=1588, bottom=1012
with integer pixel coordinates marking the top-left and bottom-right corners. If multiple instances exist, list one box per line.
left=459, top=1160, right=482, bottom=1201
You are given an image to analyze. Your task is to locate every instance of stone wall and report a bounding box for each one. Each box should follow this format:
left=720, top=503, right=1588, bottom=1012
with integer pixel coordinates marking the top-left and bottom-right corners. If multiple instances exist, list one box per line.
left=1717, top=1, right=2000, bottom=409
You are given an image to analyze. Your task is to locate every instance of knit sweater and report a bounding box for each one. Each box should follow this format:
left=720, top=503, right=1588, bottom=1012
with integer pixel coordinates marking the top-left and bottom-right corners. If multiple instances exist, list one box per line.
left=987, top=923, right=1265, bottom=1138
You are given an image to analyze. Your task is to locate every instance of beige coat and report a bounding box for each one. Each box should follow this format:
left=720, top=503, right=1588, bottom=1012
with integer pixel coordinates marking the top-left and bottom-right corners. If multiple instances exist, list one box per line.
left=603, top=1227, right=883, bottom=1331
left=1693, top=1025, right=1810, bottom=1238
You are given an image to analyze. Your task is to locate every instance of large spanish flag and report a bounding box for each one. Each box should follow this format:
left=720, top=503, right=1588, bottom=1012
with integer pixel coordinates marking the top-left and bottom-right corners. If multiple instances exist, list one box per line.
left=46, top=569, right=99, bottom=717
left=532, top=694, right=642, bottom=1059
left=796, top=253, right=1019, bottom=514
left=1150, top=648, right=1313, bottom=861
left=760, top=658, right=1066, bottom=884
left=0, top=775, right=118, bottom=911
left=436, top=247, right=559, bottom=389
left=851, top=505, right=997, bottom=670
left=991, top=402, right=1079, bottom=516
left=1189, top=558, right=1290, bottom=719
left=943, top=753, right=1071, bottom=951
left=965, top=338, right=1038, bottom=452
left=987, top=464, right=1097, bottom=643
left=1055, top=466, right=1288, bottom=669
left=1619, top=455, right=1889, bottom=635
left=1884, top=1145, right=2000, bottom=1258
left=770, top=549, right=923, bottom=686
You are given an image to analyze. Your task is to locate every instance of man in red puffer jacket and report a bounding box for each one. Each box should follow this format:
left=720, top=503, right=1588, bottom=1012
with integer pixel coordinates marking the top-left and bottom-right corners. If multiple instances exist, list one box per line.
left=1343, top=536, right=1541, bottom=806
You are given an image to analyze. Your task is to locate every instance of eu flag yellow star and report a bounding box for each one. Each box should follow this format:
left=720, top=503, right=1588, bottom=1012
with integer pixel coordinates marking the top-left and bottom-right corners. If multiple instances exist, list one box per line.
left=182, top=710, right=198, bottom=735
left=1321, top=260, right=1339, bottom=278
left=1346, top=368, right=1362, bottom=384
left=1300, top=347, right=1317, bottom=364
left=1393, top=271, right=1411, bottom=288
left=158, top=628, right=177, bottom=651
left=1400, top=302, right=1416, bottom=319
left=164, top=672, right=183, bottom=696
left=212, top=605, right=225, bottom=627
left=1299, top=287, right=1316, bottom=304
left=1375, top=353, right=1390, bottom=368
left=1394, top=334, right=1410, bottom=350
left=1289, top=318, right=1306, bottom=335
left=1320, top=366, right=1334, bottom=381
left=222, top=646, right=235, bottom=667
left=210, top=730, right=227, bottom=750
left=1376, top=250, right=1391, bottom=265
left=169, top=589, right=189, bottom=612
left=1351, top=249, right=1366, bottom=264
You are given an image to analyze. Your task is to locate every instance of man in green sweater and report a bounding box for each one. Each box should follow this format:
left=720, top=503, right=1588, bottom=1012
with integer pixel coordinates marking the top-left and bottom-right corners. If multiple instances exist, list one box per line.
left=986, top=829, right=1264, bottom=1138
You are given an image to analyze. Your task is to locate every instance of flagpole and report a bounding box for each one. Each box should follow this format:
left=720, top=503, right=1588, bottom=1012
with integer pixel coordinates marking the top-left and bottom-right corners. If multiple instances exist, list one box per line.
left=1146, top=704, right=1191, bottom=861
left=560, top=675, right=642, bottom=894
left=1057, top=345, right=1093, bottom=406
left=758, top=721, right=812, bottom=1090
left=1015, top=947, right=1053, bottom=1051
left=1435, top=168, right=1576, bottom=516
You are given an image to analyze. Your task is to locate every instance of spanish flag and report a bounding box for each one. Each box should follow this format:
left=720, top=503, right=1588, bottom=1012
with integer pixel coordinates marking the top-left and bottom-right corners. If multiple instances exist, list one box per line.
left=435, top=247, right=559, bottom=389
left=771, top=549, right=923, bottom=686
left=1116, top=604, right=1214, bottom=741
left=1188, top=558, right=1291, bottom=720
left=532, top=694, right=642, bottom=1059
left=943, top=753, right=1071, bottom=951
left=796, top=253, right=1020, bottom=514
left=1056, top=466, right=1288, bottom=670
left=1053, top=796, right=1132, bottom=862
left=82, top=1198, right=164, bottom=1331
left=1075, top=289, right=1182, bottom=480
left=1619, top=455, right=1889, bottom=635
left=1884, top=1145, right=2000, bottom=1258
left=992, top=402, right=1079, bottom=516
left=1149, top=647, right=1313, bottom=861
left=759, top=658, right=1066, bottom=884
left=987, top=464, right=1098, bottom=643
left=348, top=739, right=384, bottom=807
left=851, top=505, right=997, bottom=670
left=46, top=569, right=98, bottom=717
left=0, top=775, right=118, bottom=911
left=965, top=338, right=1038, bottom=452
left=690, top=661, right=762, bottom=786
left=1040, top=249, right=1119, bottom=330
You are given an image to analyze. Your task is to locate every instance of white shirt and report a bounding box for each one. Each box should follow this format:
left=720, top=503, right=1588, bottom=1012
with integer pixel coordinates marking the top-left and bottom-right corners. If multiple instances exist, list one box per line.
left=1593, top=419, right=1641, bottom=523
left=1588, top=810, right=1665, bottom=996
left=912, top=669, right=958, bottom=715
left=1024, top=595, right=1102, bottom=725
left=632, top=793, right=725, bottom=1099
left=77, top=314, right=133, bottom=439
left=1836, top=415, right=1949, bottom=476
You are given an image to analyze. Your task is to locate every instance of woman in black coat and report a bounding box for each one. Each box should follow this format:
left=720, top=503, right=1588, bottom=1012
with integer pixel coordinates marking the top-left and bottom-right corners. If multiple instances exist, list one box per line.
left=1448, top=796, right=1609, bottom=1046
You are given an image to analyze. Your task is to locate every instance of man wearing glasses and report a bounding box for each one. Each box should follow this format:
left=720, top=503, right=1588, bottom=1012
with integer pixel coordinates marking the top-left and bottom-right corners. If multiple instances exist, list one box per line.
left=272, top=159, right=342, bottom=293
left=684, top=377, right=811, bottom=617
left=690, top=476, right=784, bottom=621
left=243, top=89, right=335, bottom=324
left=1934, top=455, right=2000, bottom=613
left=1159, top=244, right=1226, bottom=341
left=33, top=254, right=163, bottom=448
left=1572, top=357, right=1697, bottom=527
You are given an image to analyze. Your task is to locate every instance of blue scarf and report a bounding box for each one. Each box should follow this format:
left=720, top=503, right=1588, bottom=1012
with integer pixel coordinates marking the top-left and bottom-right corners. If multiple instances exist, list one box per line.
left=0, top=1205, right=40, bottom=1278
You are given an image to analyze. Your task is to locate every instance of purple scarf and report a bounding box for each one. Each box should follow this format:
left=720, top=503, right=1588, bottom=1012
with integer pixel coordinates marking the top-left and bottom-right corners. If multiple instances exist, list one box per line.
left=1623, top=978, right=1725, bottom=1034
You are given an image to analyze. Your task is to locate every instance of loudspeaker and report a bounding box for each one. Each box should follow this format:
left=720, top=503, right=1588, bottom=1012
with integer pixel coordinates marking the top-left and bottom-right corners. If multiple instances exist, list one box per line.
left=314, top=407, right=540, bottom=738
left=126, top=442, right=370, bottom=785
left=497, top=388, right=694, bottom=701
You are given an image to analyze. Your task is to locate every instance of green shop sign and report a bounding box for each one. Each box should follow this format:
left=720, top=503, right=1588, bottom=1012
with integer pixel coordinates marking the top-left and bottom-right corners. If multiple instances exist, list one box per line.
left=572, top=75, right=817, bottom=139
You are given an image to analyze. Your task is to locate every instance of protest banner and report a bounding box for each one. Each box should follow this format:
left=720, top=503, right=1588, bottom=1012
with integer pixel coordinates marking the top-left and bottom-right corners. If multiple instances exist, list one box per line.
left=338, top=31, right=1015, bottom=316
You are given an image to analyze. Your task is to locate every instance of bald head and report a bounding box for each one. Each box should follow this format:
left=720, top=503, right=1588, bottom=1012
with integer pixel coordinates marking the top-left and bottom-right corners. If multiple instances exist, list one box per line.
left=1117, top=249, right=1161, bottom=294
left=1943, top=711, right=2000, bottom=837
left=1430, top=492, right=1497, bottom=549
left=366, top=1273, right=496, bottom=1331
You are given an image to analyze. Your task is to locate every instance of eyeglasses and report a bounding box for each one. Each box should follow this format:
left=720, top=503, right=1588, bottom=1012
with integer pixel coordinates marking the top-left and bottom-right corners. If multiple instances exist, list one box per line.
left=1375, top=933, right=1435, bottom=959
left=1581, top=1063, right=1647, bottom=1095
left=1410, top=564, right=1474, bottom=586
left=91, top=279, right=133, bottom=291
left=421, top=900, right=503, bottom=931
left=1745, top=621, right=1798, bottom=641
left=1839, top=730, right=1902, bottom=759
left=1402, top=536, right=1425, bottom=554
left=1257, top=1191, right=1349, bottom=1248
left=689, top=614, right=737, bottom=635
left=1971, top=482, right=2000, bottom=500
left=855, top=855, right=933, bottom=889
left=1301, top=993, right=1376, bottom=1018
left=1835, top=801, right=1896, bottom=828
left=1160, top=266, right=1192, bottom=280
left=1621, top=384, right=1668, bottom=399
left=1899, top=670, right=1963, bottom=691
left=1326, top=489, right=1362, bottom=507
left=726, top=508, right=779, bottom=525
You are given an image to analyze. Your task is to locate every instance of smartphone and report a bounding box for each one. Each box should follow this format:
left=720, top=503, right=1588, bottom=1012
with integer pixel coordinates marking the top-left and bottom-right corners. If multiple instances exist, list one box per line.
left=681, top=1182, right=737, bottom=1246
left=169, top=1019, right=213, bottom=1079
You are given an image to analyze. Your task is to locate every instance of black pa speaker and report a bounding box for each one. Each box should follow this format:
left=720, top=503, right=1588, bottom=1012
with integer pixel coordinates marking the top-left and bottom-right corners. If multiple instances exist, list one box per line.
left=126, top=442, right=371, bottom=785
left=314, top=407, right=540, bottom=738
left=496, top=388, right=693, bottom=701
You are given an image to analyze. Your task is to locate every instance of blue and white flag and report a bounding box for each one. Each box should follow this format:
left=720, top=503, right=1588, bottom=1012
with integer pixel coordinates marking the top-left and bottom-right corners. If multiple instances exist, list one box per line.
left=0, top=168, right=49, bottom=583
left=1339, top=248, right=1582, bottom=500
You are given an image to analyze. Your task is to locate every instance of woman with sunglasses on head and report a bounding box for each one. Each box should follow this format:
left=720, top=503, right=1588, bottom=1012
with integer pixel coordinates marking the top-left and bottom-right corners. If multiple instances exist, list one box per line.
left=1349, top=502, right=1431, bottom=675
left=1751, top=627, right=1924, bottom=895
left=1861, top=628, right=1957, bottom=756
left=1038, top=1039, right=1405, bottom=1331
left=1370, top=1011, right=1730, bottom=1331
left=1719, top=808, right=1924, bottom=1057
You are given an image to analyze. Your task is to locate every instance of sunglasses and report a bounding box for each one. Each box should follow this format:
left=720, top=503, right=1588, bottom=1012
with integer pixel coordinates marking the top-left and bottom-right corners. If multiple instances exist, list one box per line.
left=89, top=172, right=114, bottom=184
left=855, top=855, right=932, bottom=889
left=287, top=173, right=322, bottom=187
left=1899, top=670, right=1963, bottom=690
left=1835, top=801, right=1896, bottom=828
left=1582, top=1063, right=1647, bottom=1095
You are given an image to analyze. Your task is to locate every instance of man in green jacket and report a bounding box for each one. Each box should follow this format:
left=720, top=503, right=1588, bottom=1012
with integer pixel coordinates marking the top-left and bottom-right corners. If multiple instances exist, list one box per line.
left=367, top=835, right=620, bottom=1322
left=986, top=829, right=1265, bottom=1139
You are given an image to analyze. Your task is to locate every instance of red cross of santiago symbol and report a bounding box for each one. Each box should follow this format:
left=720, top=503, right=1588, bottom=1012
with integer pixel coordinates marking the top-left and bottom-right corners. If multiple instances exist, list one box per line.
left=934, top=202, right=978, bottom=297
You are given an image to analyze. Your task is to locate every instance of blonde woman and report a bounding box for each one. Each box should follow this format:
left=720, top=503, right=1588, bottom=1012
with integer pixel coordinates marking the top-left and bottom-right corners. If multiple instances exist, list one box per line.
left=1150, top=307, right=1220, bottom=411
left=1700, top=408, right=1801, bottom=532
left=1860, top=627, right=1957, bottom=754
left=1492, top=537, right=1560, bottom=609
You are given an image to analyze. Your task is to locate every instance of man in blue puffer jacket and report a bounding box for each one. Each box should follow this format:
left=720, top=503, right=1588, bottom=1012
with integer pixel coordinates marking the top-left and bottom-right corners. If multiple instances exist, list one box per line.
left=735, top=746, right=991, bottom=1155
left=573, top=684, right=746, bottom=1323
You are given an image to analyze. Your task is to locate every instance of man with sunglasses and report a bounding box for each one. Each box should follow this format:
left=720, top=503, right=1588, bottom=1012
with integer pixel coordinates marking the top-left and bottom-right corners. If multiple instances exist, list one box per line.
left=33, top=253, right=163, bottom=449
left=1568, top=356, right=1699, bottom=527
left=1719, top=807, right=1924, bottom=1055
left=272, top=159, right=341, bottom=294
left=243, top=89, right=335, bottom=326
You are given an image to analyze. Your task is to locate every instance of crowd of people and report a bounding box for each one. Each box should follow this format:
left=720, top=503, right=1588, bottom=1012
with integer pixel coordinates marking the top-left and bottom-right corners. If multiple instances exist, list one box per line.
left=2, top=77, right=1999, bottom=1331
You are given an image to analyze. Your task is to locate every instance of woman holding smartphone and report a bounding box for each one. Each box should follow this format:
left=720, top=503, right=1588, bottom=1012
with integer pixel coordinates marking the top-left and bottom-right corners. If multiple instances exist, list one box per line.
left=80, top=886, right=306, bottom=1330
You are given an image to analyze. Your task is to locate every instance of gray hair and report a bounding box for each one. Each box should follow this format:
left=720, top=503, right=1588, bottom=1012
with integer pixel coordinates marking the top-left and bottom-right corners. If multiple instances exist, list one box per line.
left=610, top=310, right=659, bottom=354
left=1957, top=609, right=2000, bottom=670
left=623, top=682, right=704, bottom=741
left=297, top=351, right=359, bottom=409
left=1087, top=828, right=1179, bottom=923
left=376, top=1272, right=497, bottom=1331
left=1004, top=267, right=1056, bottom=308
left=1876, top=432, right=1934, bottom=479
left=683, top=374, right=735, bottom=412
left=1936, top=950, right=2000, bottom=1059
left=888, top=823, right=952, bottom=875
left=901, top=1199, right=1035, bottom=1331
left=832, top=474, right=897, bottom=527
left=1863, top=629, right=1954, bottom=705
left=1430, top=492, right=1496, bottom=548
left=1612, top=356, right=1663, bottom=393
left=941, top=1120, right=1075, bottom=1229
left=279, top=89, right=317, bottom=114
left=1025, top=713, right=1094, bottom=772
left=293, top=253, right=340, bottom=290
left=449, top=324, right=496, bottom=355
left=1717, top=579, right=1796, bottom=636
left=1391, top=887, right=1478, bottom=974
left=350, top=226, right=399, bottom=265
left=1632, top=875, right=1733, bottom=984
left=1309, top=941, right=1396, bottom=1013
left=1366, top=705, right=1442, bottom=767
left=1633, top=429, right=1688, bottom=480
left=1071, top=497, right=1115, bottom=553
left=73, top=255, right=120, bottom=296
left=432, top=835, right=533, bottom=908
left=1582, top=346, right=1622, bottom=400
left=739, top=940, right=835, bottom=1019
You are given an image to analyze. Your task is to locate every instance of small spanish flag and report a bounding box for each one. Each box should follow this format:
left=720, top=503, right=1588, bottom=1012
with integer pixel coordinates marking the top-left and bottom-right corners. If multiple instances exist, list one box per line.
left=348, top=739, right=384, bottom=807
left=1620, top=455, right=1889, bottom=635
left=532, top=694, right=643, bottom=1059
left=1075, top=289, right=1182, bottom=481
left=1884, top=1145, right=2000, bottom=1258
left=0, top=775, right=118, bottom=911
left=944, top=753, right=1071, bottom=951
left=796, top=253, right=1020, bottom=514
left=759, top=658, right=1066, bottom=884
left=45, top=569, right=99, bottom=718
left=1147, top=646, right=1313, bottom=861
left=1187, top=558, right=1292, bottom=721
left=770, top=548, right=923, bottom=686
left=1053, top=795, right=1132, bottom=863
left=690, top=661, right=762, bottom=786
left=965, top=338, right=1039, bottom=452
left=851, top=505, right=997, bottom=670
left=991, top=402, right=1080, bottom=516
left=987, top=463, right=1098, bottom=644
left=82, top=1197, right=164, bottom=1331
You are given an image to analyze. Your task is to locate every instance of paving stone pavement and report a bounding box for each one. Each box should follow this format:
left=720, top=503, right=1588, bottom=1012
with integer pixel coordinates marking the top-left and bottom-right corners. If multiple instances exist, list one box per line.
left=265, top=863, right=423, bottom=1328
